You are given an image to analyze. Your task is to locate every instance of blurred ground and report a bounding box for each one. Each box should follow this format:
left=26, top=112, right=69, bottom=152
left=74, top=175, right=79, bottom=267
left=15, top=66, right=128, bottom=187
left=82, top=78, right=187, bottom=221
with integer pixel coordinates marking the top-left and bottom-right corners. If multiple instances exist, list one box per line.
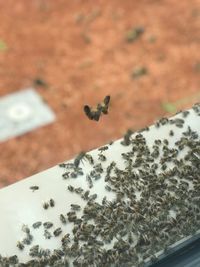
left=0, top=0, right=199, bottom=187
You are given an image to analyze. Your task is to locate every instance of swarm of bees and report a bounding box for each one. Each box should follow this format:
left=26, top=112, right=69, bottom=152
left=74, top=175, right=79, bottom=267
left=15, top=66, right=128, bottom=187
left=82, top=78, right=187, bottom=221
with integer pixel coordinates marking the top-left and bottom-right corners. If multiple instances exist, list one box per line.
left=84, top=95, right=110, bottom=121
left=2, top=104, right=200, bottom=267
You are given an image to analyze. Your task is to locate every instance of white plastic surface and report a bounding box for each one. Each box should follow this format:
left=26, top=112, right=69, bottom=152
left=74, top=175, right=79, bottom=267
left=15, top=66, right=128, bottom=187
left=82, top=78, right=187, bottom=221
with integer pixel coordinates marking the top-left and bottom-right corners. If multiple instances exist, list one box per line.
left=0, top=107, right=200, bottom=264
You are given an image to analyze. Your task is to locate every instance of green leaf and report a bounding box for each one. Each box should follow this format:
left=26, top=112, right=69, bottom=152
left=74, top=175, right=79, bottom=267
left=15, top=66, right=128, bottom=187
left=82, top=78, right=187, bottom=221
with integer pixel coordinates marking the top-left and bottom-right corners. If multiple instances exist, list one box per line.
left=161, top=102, right=177, bottom=113
left=0, top=40, right=7, bottom=51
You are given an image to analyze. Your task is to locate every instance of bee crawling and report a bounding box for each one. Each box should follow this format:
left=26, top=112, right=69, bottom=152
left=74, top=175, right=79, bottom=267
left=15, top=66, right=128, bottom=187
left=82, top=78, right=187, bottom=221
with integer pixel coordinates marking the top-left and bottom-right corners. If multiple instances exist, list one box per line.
left=84, top=95, right=111, bottom=121
left=74, top=152, right=94, bottom=168
left=29, top=186, right=39, bottom=192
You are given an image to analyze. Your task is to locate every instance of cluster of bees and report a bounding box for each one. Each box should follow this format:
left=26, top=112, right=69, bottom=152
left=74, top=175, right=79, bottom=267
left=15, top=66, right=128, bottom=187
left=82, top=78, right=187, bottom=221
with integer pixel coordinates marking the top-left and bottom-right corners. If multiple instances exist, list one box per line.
left=1, top=104, right=200, bottom=266
left=83, top=95, right=110, bottom=121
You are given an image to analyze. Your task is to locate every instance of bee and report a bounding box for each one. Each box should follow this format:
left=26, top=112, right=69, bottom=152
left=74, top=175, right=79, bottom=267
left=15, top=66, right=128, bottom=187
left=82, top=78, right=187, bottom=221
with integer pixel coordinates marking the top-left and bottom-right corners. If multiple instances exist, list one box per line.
left=169, top=129, right=174, bottom=136
left=163, top=139, right=169, bottom=145
left=32, top=221, right=42, bottom=229
left=49, top=198, right=55, bottom=207
left=70, top=172, right=78, bottom=178
left=53, top=227, right=62, bottom=237
left=58, top=162, right=66, bottom=168
left=67, top=211, right=77, bottom=222
left=98, top=154, right=107, bottom=162
left=84, top=95, right=111, bottom=121
left=82, top=190, right=90, bottom=200
left=43, top=221, right=53, bottom=229
left=25, top=260, right=39, bottom=265
left=94, top=163, right=103, bottom=173
left=61, top=234, right=70, bottom=245
left=53, top=249, right=65, bottom=259
left=67, top=185, right=74, bottom=192
left=105, top=185, right=112, bottom=191
left=8, top=255, right=18, bottom=264
left=29, top=186, right=39, bottom=192
left=90, top=170, right=101, bottom=180
left=84, top=105, right=101, bottom=121
left=43, top=202, right=49, bottom=210
left=22, top=234, right=33, bottom=245
left=60, top=214, right=67, bottom=224
left=74, top=187, right=84, bottom=194
left=29, top=245, right=39, bottom=257
left=101, top=95, right=110, bottom=113
left=62, top=172, right=70, bottom=179
left=40, top=248, right=51, bottom=257
left=74, top=151, right=86, bottom=168
left=71, top=204, right=81, bottom=211
left=86, top=174, right=93, bottom=188
left=121, top=129, right=133, bottom=146
left=98, top=145, right=109, bottom=152
left=17, top=241, right=24, bottom=250
left=22, top=224, right=30, bottom=234
left=155, top=139, right=162, bottom=145
left=88, top=193, right=97, bottom=201
left=84, top=154, right=94, bottom=165
left=44, top=229, right=52, bottom=239
left=102, top=196, right=107, bottom=205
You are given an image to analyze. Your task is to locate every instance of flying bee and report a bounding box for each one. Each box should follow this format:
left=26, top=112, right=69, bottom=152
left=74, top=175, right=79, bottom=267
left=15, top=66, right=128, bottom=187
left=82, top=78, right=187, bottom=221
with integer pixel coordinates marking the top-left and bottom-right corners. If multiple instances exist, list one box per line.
left=99, top=95, right=110, bottom=114
left=84, top=95, right=110, bottom=121
left=84, top=105, right=101, bottom=121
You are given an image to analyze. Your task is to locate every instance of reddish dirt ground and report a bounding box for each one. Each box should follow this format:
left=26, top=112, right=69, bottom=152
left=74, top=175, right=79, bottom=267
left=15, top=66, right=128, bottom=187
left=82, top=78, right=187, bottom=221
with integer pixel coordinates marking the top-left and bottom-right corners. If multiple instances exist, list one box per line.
left=0, top=0, right=200, bottom=188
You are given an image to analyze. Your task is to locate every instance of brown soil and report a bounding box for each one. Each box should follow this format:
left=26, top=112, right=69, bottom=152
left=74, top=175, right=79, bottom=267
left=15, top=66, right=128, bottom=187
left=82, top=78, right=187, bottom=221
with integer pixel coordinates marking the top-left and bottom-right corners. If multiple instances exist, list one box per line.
left=0, top=0, right=200, bottom=187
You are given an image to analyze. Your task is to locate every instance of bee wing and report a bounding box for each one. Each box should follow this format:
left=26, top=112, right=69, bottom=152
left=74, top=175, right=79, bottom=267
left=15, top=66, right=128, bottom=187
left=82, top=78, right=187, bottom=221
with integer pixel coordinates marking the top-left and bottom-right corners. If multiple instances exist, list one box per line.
left=84, top=105, right=93, bottom=120
left=97, top=103, right=103, bottom=111
left=93, top=110, right=101, bottom=121
left=84, top=105, right=91, bottom=115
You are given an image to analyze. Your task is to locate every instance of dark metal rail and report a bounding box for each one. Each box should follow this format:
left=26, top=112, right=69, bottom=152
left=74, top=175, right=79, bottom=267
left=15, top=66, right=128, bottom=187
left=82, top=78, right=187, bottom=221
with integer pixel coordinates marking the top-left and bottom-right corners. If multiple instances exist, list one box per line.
left=150, top=237, right=200, bottom=267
